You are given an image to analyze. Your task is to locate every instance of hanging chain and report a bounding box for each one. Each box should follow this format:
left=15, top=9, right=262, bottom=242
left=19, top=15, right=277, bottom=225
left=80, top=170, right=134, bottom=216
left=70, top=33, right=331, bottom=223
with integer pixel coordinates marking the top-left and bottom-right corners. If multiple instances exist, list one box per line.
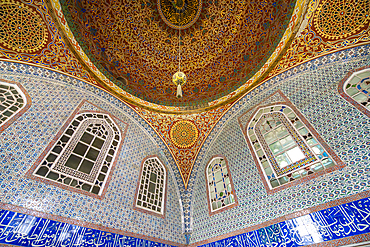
left=178, top=3, right=181, bottom=72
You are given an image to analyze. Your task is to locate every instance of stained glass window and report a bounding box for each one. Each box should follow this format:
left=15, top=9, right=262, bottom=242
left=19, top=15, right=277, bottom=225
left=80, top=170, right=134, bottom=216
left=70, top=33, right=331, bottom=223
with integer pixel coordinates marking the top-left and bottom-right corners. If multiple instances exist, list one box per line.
left=206, top=157, right=235, bottom=212
left=136, top=157, right=166, bottom=215
left=344, top=68, right=370, bottom=109
left=33, top=112, right=121, bottom=195
left=247, top=105, right=336, bottom=189
left=0, top=81, right=27, bottom=127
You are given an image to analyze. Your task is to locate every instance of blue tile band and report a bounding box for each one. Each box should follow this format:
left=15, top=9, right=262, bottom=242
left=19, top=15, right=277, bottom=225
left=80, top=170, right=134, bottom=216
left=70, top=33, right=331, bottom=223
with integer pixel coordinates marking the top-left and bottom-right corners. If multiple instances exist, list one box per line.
left=199, top=196, right=370, bottom=246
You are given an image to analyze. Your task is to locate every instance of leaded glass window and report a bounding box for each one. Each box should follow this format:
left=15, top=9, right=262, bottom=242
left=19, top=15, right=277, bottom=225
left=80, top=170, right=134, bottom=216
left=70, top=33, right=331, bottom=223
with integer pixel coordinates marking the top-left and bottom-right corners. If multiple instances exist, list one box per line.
left=0, top=81, right=27, bottom=127
left=33, top=112, right=121, bottom=195
left=136, top=157, right=166, bottom=215
left=344, top=68, right=370, bottom=109
left=206, top=157, right=235, bottom=212
left=247, top=105, right=336, bottom=189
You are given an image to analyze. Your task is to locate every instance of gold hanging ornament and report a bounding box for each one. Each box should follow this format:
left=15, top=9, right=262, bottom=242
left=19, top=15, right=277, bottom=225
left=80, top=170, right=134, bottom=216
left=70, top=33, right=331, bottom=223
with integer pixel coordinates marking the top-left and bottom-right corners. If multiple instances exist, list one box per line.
left=172, top=2, right=187, bottom=98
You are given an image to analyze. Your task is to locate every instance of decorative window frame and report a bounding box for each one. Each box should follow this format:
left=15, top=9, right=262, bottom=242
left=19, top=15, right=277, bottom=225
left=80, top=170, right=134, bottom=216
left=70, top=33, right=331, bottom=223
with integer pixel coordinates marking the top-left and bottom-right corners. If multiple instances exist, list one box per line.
left=26, top=100, right=128, bottom=199
left=338, top=65, right=370, bottom=117
left=0, top=79, right=31, bottom=133
left=133, top=155, right=167, bottom=218
left=205, top=155, right=238, bottom=216
left=240, top=90, right=345, bottom=194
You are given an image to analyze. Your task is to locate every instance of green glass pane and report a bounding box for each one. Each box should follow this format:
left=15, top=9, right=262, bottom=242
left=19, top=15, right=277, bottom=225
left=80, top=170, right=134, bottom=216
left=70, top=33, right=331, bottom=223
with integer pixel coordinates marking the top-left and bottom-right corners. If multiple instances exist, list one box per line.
left=212, top=202, right=217, bottom=210
left=270, top=179, right=279, bottom=188
left=210, top=192, right=216, bottom=200
left=312, top=163, right=324, bottom=172
left=254, top=142, right=261, bottom=150
left=262, top=160, right=270, bottom=169
left=275, top=153, right=291, bottom=168
left=276, top=126, right=288, bottom=139
left=287, top=112, right=296, bottom=120
left=353, top=93, right=368, bottom=103
left=361, top=81, right=370, bottom=90
left=298, top=127, right=309, bottom=136
left=214, top=171, right=222, bottom=182
left=148, top=182, right=155, bottom=193
left=224, top=197, right=229, bottom=205
left=294, top=121, right=303, bottom=129
left=264, top=166, right=273, bottom=176
left=225, top=177, right=230, bottom=185
left=280, top=135, right=295, bottom=149
left=278, top=176, right=289, bottom=185
left=216, top=181, right=224, bottom=192
left=283, top=108, right=292, bottom=115
left=292, top=172, right=301, bottom=179
left=150, top=172, right=157, bottom=182
left=307, top=138, right=318, bottom=146
left=257, top=149, right=265, bottom=158
left=346, top=87, right=359, bottom=96
left=269, top=141, right=283, bottom=155
left=250, top=134, right=257, bottom=142
left=264, top=131, right=277, bottom=144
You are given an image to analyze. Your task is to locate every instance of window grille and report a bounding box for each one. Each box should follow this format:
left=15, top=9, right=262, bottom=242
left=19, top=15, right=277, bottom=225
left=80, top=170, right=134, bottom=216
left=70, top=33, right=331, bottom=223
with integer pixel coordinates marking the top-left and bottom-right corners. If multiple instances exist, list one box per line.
left=33, top=112, right=121, bottom=195
left=206, top=157, right=235, bottom=212
left=344, top=68, right=370, bottom=109
left=136, top=157, right=166, bottom=215
left=0, top=81, right=27, bottom=127
left=247, top=105, right=336, bottom=189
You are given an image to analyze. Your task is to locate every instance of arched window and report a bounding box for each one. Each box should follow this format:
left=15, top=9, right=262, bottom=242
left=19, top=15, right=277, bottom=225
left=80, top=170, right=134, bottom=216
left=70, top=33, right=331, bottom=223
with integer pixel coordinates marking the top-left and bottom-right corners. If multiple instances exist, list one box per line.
left=206, top=156, right=237, bottom=214
left=339, top=67, right=370, bottom=117
left=247, top=105, right=336, bottom=189
left=0, top=80, right=30, bottom=131
left=135, top=156, right=166, bottom=215
left=32, top=112, right=121, bottom=196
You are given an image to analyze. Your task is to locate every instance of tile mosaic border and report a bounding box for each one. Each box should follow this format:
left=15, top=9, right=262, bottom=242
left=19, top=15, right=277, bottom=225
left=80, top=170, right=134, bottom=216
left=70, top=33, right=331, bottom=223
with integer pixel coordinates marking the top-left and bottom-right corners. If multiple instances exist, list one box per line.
left=338, top=64, right=370, bottom=118
left=204, top=155, right=239, bottom=216
left=238, top=90, right=346, bottom=194
left=0, top=203, right=184, bottom=247
left=0, top=78, right=32, bottom=134
left=24, top=100, right=129, bottom=200
left=191, top=190, right=370, bottom=246
left=133, top=155, right=169, bottom=219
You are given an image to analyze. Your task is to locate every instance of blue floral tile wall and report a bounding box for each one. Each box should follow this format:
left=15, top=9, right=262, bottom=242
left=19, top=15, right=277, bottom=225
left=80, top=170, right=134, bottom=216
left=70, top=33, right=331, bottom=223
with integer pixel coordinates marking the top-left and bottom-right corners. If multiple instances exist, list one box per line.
left=0, top=64, right=186, bottom=244
left=190, top=44, right=370, bottom=244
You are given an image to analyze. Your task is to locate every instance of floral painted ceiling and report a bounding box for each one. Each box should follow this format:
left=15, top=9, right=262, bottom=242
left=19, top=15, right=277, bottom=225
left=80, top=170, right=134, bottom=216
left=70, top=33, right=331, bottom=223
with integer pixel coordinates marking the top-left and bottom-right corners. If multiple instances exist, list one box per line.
left=1, top=0, right=369, bottom=187
left=60, top=0, right=297, bottom=109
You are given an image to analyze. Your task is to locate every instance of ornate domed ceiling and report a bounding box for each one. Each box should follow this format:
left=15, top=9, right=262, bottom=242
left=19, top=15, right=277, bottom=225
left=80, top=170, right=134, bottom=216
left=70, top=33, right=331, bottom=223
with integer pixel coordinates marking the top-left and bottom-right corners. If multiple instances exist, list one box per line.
left=60, top=0, right=297, bottom=110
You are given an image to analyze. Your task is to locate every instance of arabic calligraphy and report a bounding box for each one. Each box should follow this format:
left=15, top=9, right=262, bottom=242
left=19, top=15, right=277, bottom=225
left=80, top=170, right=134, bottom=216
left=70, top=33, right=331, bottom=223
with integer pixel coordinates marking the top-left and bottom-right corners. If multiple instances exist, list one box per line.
left=200, top=197, right=370, bottom=247
left=0, top=210, right=175, bottom=247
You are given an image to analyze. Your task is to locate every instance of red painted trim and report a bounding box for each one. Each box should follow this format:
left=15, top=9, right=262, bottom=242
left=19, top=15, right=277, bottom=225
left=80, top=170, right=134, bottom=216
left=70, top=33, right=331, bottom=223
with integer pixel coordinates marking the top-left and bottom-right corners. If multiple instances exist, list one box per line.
left=0, top=79, right=32, bottom=134
left=190, top=190, right=370, bottom=246
left=25, top=99, right=129, bottom=200
left=132, top=155, right=168, bottom=219
left=238, top=90, right=345, bottom=194
left=204, top=155, right=239, bottom=216
left=338, top=64, right=370, bottom=118
left=0, top=202, right=185, bottom=247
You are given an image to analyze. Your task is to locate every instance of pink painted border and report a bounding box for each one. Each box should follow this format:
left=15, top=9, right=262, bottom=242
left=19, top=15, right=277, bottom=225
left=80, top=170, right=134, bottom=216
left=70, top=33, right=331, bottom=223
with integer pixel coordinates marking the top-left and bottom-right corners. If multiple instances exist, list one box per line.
left=204, top=155, right=239, bottom=216
left=338, top=64, right=370, bottom=118
left=0, top=79, right=32, bottom=133
left=190, top=190, right=370, bottom=246
left=25, top=99, right=129, bottom=200
left=238, top=90, right=345, bottom=194
left=0, top=202, right=185, bottom=247
left=132, top=155, right=168, bottom=219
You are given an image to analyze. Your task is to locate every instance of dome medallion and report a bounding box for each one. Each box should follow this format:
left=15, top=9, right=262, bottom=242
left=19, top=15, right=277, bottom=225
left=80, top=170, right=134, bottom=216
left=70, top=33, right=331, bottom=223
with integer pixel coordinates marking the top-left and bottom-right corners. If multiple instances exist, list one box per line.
left=158, top=0, right=202, bottom=29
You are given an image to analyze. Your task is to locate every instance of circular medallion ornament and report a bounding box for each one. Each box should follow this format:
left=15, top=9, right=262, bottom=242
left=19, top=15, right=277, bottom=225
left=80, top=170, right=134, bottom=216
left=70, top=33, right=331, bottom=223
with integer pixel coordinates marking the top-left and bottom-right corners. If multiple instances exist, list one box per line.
left=170, top=120, right=199, bottom=148
left=157, top=0, right=202, bottom=29
left=0, top=1, right=48, bottom=53
left=313, top=0, right=370, bottom=39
